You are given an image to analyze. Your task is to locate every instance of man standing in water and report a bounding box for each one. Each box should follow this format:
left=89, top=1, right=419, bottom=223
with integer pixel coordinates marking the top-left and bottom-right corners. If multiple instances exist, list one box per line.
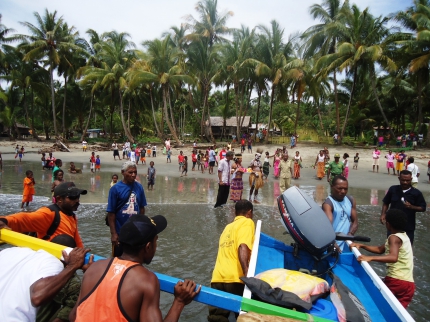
left=380, top=170, right=426, bottom=245
left=0, top=182, right=87, bottom=247
left=208, top=200, right=254, bottom=322
left=214, top=151, right=234, bottom=208
left=327, top=153, right=345, bottom=184
left=322, top=175, right=358, bottom=252
left=107, top=161, right=147, bottom=256
left=278, top=152, right=293, bottom=193
left=70, top=215, right=201, bottom=322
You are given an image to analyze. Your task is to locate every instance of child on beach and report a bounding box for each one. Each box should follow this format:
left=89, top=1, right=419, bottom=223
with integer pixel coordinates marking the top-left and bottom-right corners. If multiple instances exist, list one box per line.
left=201, top=152, right=207, bottom=174
left=95, top=155, right=101, bottom=172
left=41, top=153, right=46, bottom=170
left=181, top=156, right=188, bottom=177
left=146, top=144, right=151, bottom=158
left=51, top=169, right=64, bottom=203
left=18, top=147, right=24, bottom=162
left=350, top=209, right=415, bottom=308
left=140, top=147, right=146, bottom=164
left=178, top=151, right=184, bottom=171
left=14, top=145, right=19, bottom=158
left=353, top=153, right=359, bottom=170
left=90, top=152, right=96, bottom=173
left=110, top=174, right=119, bottom=187
left=21, top=170, right=35, bottom=210
left=343, top=153, right=349, bottom=178
left=152, top=145, right=157, bottom=157
left=52, top=159, right=62, bottom=182
left=82, top=140, right=87, bottom=152
left=69, top=162, right=82, bottom=174
left=167, top=148, right=171, bottom=163
left=147, top=161, right=156, bottom=190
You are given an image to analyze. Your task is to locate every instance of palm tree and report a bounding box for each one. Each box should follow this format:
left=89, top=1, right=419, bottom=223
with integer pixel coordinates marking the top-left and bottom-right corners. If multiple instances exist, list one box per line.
left=128, top=35, right=194, bottom=145
left=301, top=0, right=346, bottom=137
left=187, top=39, right=219, bottom=142
left=246, top=20, right=293, bottom=143
left=81, top=31, right=136, bottom=142
left=19, top=9, right=84, bottom=137
left=184, top=0, right=233, bottom=47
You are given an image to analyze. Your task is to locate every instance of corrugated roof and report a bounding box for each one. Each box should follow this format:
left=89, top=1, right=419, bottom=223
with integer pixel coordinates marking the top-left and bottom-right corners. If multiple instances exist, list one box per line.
left=209, top=116, right=251, bottom=127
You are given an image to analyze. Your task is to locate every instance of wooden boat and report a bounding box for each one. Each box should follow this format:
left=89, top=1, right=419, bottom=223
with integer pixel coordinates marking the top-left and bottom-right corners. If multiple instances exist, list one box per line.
left=242, top=187, right=415, bottom=321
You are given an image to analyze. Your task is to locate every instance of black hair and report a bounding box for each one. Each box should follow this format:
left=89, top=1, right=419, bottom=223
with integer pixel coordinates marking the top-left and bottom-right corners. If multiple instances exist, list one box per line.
left=343, top=153, right=349, bottom=158
left=408, top=157, right=414, bottom=163
left=112, top=174, right=118, bottom=179
left=399, top=170, right=412, bottom=177
left=235, top=199, right=253, bottom=216
left=53, top=169, right=64, bottom=179
left=331, top=175, right=347, bottom=186
left=51, top=234, right=77, bottom=248
left=385, top=209, right=407, bottom=231
left=25, top=170, right=33, bottom=176
left=121, top=243, right=145, bottom=256
left=55, top=159, right=62, bottom=166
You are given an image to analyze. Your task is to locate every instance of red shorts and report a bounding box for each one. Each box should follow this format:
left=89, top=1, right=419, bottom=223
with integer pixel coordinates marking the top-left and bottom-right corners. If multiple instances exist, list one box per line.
left=95, top=165, right=101, bottom=169
left=384, top=276, right=415, bottom=308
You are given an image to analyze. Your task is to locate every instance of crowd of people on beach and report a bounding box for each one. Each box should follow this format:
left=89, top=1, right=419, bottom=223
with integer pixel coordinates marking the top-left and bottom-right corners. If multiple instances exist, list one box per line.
left=0, top=134, right=428, bottom=321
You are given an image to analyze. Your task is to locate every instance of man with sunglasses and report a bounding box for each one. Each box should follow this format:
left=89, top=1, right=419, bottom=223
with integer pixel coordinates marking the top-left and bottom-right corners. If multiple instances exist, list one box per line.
left=0, top=182, right=87, bottom=247
left=322, top=175, right=358, bottom=252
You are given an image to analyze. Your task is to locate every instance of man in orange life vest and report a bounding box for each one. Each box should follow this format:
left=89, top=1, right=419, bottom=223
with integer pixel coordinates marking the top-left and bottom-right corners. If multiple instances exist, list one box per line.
left=70, top=215, right=201, bottom=322
left=0, top=182, right=87, bottom=247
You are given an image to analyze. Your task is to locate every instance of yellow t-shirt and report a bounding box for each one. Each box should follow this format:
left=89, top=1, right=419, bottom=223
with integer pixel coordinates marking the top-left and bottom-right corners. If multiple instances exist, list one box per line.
left=211, top=216, right=255, bottom=284
left=385, top=232, right=414, bottom=282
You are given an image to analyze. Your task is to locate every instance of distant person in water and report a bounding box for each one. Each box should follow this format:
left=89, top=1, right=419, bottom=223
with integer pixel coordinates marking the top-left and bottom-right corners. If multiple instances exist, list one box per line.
left=21, top=170, right=35, bottom=210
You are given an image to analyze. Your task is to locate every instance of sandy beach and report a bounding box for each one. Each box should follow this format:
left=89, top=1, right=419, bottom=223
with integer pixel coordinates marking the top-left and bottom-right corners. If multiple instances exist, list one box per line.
left=1, top=139, right=429, bottom=196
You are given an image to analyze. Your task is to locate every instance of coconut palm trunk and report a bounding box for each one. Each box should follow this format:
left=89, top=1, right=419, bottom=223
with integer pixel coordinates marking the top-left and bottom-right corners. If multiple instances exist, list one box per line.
left=62, top=73, right=68, bottom=138
left=50, top=66, right=58, bottom=136
left=118, top=89, right=134, bottom=143
left=149, top=87, right=162, bottom=138
left=265, top=86, right=276, bottom=144
left=341, top=67, right=357, bottom=138
left=371, top=69, right=395, bottom=139
left=81, top=94, right=93, bottom=142
left=163, top=86, right=181, bottom=145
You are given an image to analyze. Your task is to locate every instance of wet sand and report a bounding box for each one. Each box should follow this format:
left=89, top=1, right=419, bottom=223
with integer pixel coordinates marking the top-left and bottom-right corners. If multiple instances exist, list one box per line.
left=1, top=139, right=429, bottom=197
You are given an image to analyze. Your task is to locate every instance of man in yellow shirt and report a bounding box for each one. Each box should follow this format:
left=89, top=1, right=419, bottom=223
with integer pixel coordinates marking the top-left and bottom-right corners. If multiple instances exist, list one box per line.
left=208, top=200, right=255, bottom=322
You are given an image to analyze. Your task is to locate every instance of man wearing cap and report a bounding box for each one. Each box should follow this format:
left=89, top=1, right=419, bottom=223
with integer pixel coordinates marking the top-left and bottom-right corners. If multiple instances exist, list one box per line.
left=107, top=161, right=147, bottom=256
left=70, top=215, right=200, bottom=322
left=327, top=153, right=345, bottom=184
left=208, top=200, right=255, bottom=321
left=214, top=151, right=234, bottom=208
left=0, top=182, right=87, bottom=247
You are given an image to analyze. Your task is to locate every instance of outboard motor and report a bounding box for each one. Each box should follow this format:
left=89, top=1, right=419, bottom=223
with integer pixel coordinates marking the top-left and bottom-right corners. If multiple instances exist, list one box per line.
left=277, top=186, right=336, bottom=260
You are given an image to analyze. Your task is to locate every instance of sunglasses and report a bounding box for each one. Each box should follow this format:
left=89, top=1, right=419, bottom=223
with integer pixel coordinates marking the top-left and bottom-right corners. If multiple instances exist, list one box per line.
left=67, top=195, right=80, bottom=200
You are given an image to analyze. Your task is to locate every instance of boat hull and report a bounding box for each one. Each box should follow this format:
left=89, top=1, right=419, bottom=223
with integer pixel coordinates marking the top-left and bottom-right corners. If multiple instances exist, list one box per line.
left=252, top=231, right=414, bottom=321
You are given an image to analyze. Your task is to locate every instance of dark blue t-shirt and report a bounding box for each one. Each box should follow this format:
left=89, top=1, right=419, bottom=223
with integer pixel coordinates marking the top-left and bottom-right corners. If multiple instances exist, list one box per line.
left=107, top=181, right=147, bottom=233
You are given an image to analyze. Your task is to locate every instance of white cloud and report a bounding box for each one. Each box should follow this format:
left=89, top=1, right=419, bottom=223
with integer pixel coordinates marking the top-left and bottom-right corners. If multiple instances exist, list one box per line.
left=2, top=0, right=411, bottom=48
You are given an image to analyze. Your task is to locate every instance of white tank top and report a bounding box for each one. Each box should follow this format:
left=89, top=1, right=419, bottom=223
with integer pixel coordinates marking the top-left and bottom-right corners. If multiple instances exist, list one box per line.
left=317, top=155, right=325, bottom=162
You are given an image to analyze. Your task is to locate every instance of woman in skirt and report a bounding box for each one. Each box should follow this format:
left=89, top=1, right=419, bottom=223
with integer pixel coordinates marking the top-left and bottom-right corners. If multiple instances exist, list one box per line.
left=230, top=154, right=245, bottom=202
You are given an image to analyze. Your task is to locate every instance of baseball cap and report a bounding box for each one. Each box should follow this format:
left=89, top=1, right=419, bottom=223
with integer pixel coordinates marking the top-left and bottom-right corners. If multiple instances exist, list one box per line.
left=119, top=215, right=167, bottom=247
left=54, top=182, right=87, bottom=198
left=334, top=153, right=340, bottom=158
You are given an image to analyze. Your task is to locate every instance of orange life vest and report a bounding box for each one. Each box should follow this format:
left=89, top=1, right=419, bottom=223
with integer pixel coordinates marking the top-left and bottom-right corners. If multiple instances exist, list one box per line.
left=75, top=257, right=139, bottom=322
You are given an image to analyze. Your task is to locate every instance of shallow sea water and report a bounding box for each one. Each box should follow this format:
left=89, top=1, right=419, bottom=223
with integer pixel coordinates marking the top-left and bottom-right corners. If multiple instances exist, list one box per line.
left=0, top=160, right=428, bottom=321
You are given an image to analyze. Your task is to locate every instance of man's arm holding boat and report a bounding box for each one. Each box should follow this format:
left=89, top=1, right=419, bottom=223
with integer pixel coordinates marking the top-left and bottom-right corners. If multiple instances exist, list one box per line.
left=31, top=248, right=89, bottom=307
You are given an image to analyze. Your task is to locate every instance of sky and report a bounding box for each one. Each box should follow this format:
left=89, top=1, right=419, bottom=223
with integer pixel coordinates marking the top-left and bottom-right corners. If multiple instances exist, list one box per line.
left=2, top=0, right=411, bottom=48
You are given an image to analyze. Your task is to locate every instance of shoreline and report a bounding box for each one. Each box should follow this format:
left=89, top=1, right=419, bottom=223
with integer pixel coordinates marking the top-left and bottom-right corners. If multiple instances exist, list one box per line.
left=1, top=139, right=429, bottom=195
